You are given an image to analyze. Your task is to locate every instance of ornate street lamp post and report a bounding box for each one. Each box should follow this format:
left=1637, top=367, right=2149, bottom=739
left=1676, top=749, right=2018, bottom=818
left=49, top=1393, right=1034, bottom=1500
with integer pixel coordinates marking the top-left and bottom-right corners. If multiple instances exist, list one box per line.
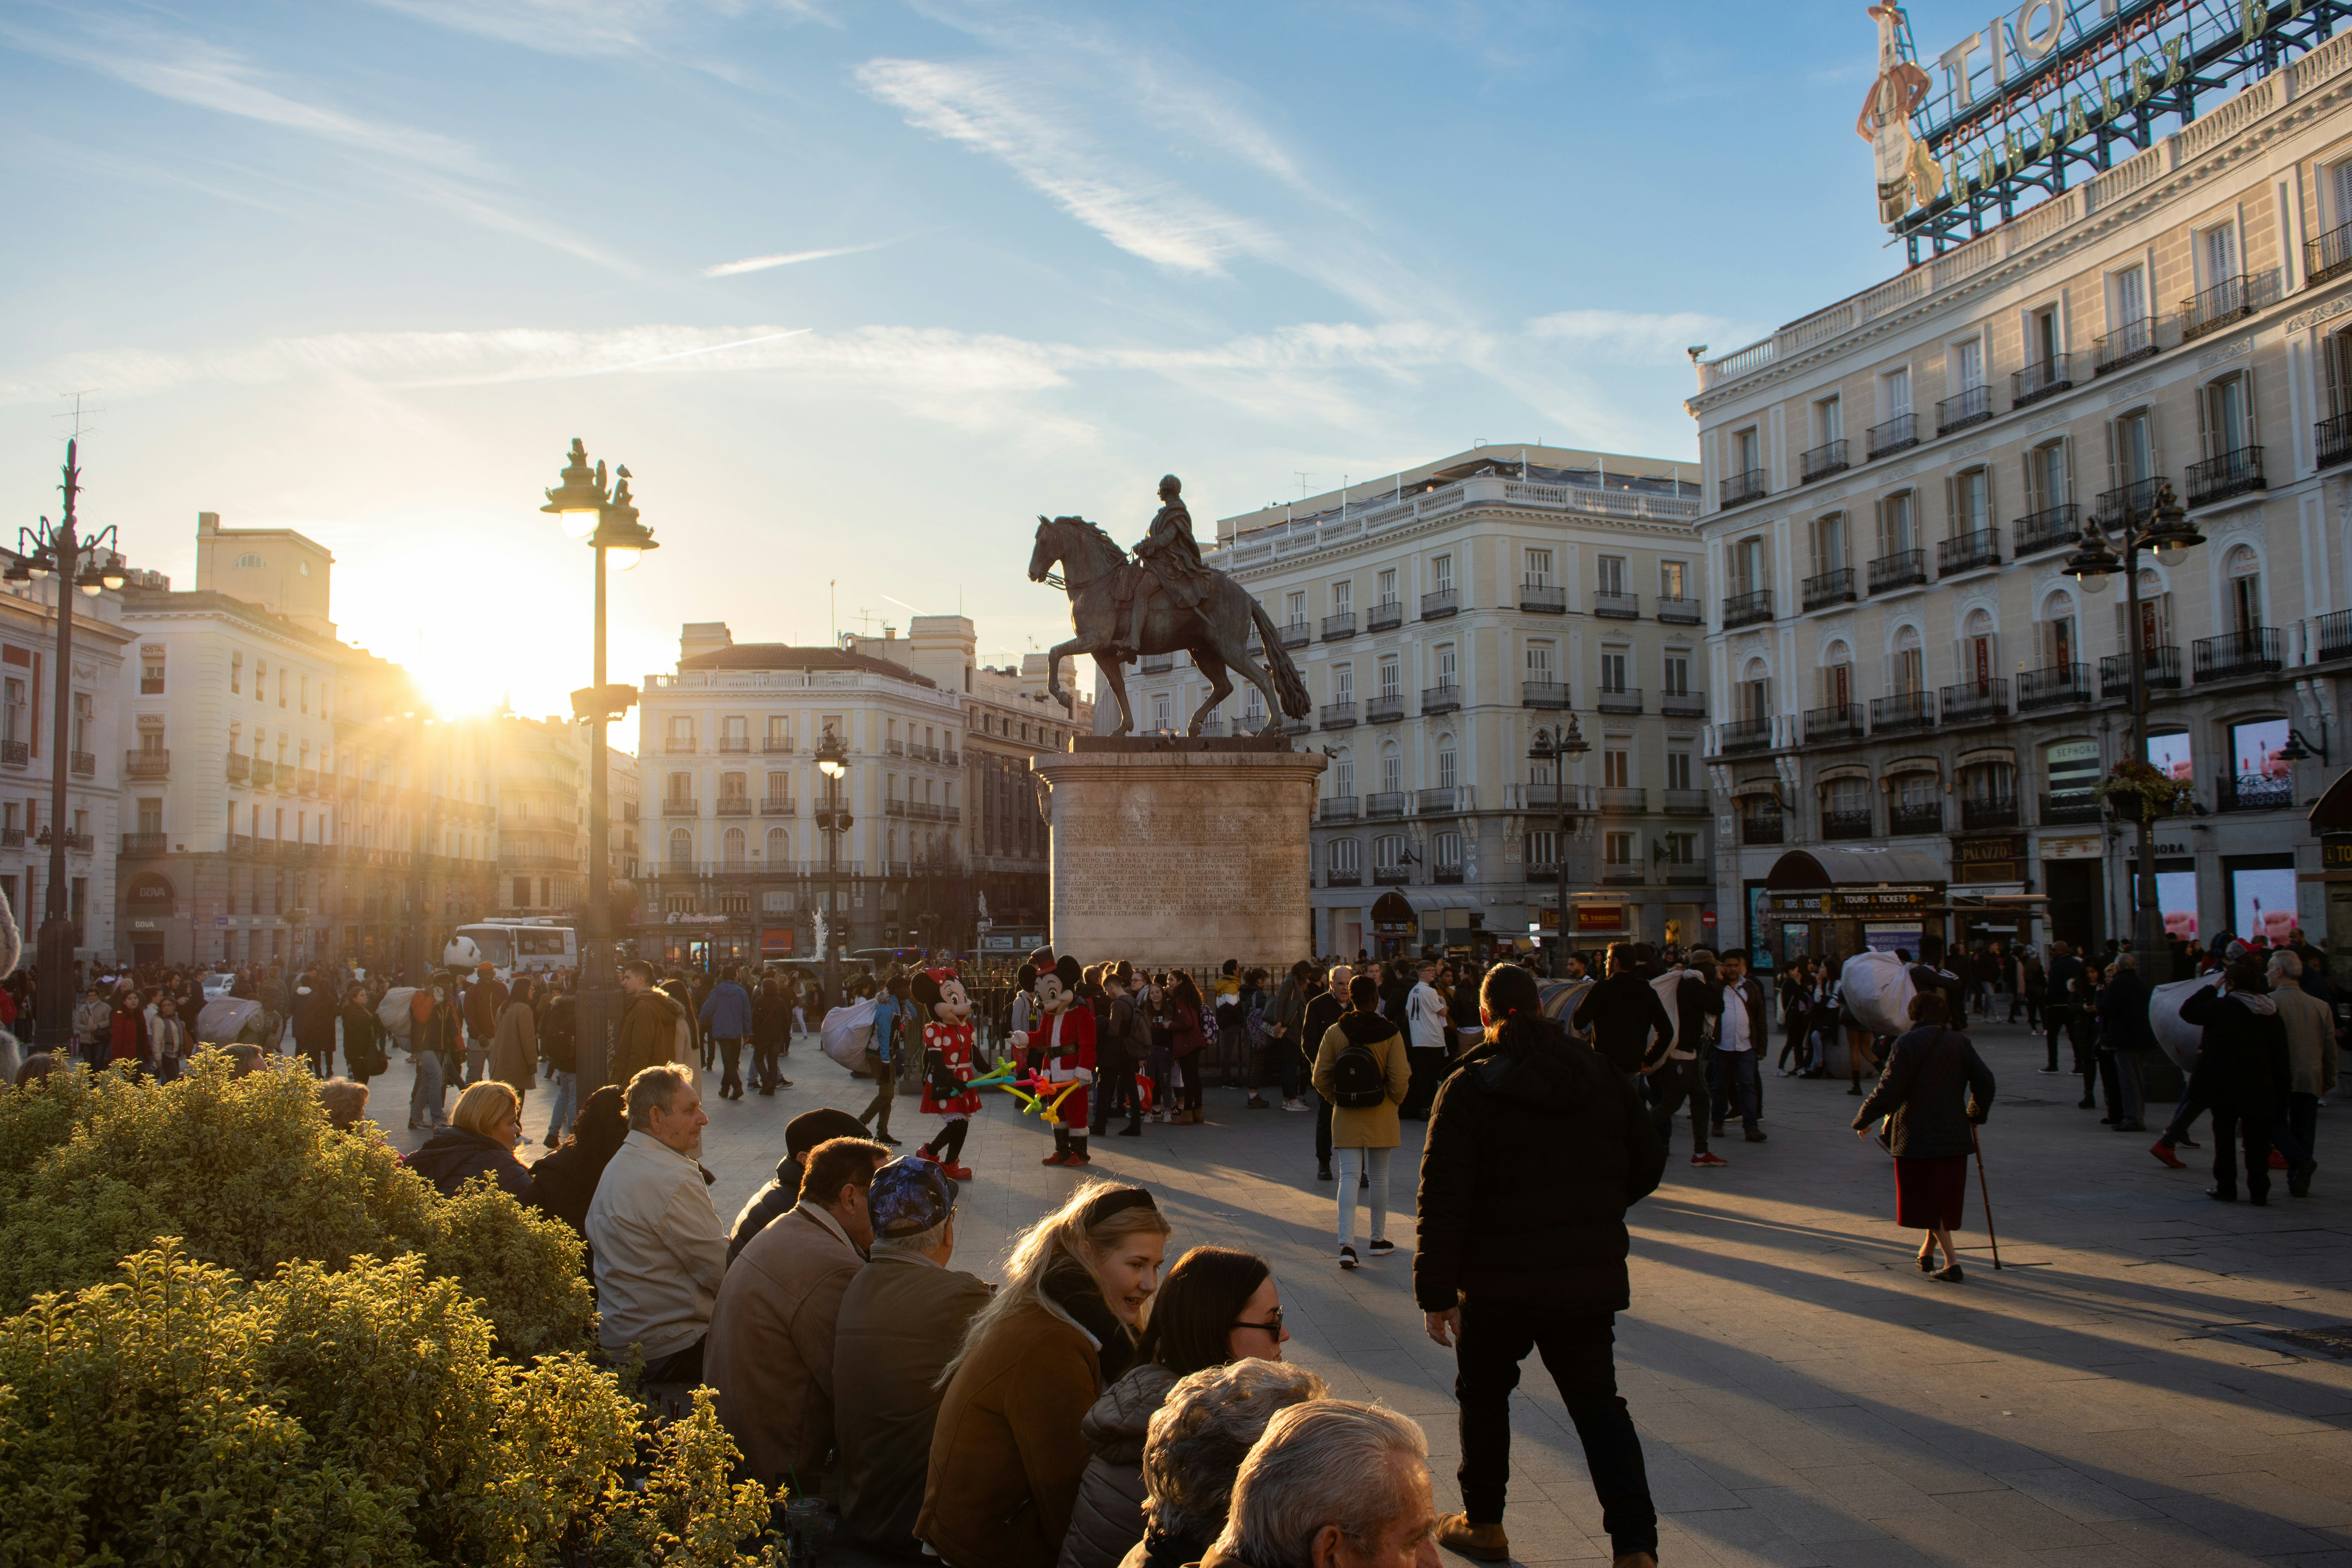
left=1527, top=714, right=1589, bottom=977
left=6, top=440, right=128, bottom=1049
left=2065, top=480, right=2202, bottom=986
left=543, top=439, right=658, bottom=1090
left=814, top=731, right=853, bottom=1006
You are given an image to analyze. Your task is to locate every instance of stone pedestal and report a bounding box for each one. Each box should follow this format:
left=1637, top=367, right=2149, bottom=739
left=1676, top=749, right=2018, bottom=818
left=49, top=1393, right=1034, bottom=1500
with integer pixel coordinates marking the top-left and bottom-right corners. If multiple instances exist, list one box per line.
left=1034, top=737, right=1327, bottom=972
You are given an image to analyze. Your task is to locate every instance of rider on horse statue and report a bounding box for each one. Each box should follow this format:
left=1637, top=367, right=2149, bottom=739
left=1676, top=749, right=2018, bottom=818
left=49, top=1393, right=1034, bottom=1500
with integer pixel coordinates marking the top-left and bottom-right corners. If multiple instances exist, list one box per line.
left=1115, top=474, right=1210, bottom=659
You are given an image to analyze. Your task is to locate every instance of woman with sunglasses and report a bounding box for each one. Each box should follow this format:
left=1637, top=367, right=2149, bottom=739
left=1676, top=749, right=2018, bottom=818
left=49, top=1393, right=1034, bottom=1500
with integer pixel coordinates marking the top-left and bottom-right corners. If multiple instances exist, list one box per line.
left=1059, top=1247, right=1290, bottom=1568
left=921, top=1182, right=1173, bottom=1568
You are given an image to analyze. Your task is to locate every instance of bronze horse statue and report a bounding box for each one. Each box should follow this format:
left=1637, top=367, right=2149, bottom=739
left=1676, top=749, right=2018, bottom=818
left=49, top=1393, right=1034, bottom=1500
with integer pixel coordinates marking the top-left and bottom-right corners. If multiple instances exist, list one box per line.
left=1028, top=515, right=1310, bottom=736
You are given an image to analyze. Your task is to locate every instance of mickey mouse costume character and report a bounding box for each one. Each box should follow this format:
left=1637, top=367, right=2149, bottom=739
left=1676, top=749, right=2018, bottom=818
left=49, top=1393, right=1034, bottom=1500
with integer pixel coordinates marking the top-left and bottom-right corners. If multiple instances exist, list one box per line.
left=1010, top=954, right=1094, bottom=1167
left=913, top=966, right=981, bottom=1179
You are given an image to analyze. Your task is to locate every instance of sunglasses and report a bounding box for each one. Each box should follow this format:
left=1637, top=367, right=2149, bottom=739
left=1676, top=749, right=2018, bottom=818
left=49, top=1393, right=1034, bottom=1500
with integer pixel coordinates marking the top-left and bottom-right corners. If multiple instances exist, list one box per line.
left=1231, top=1305, right=1285, bottom=1334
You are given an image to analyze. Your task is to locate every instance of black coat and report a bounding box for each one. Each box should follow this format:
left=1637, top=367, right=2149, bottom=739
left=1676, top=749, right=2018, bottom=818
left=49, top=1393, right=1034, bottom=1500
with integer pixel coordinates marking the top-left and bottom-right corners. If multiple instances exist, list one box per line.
left=407, top=1126, right=535, bottom=1203
left=1414, top=1020, right=1666, bottom=1313
left=540, top=995, right=578, bottom=1074
left=1853, top=1025, right=1995, bottom=1158
left=1571, top=972, right=1675, bottom=1076
left=2094, top=969, right=2156, bottom=1054
left=2179, top=985, right=2291, bottom=1119
left=530, top=1138, right=620, bottom=1239
left=339, top=1001, right=386, bottom=1077
left=753, top=987, right=793, bottom=1047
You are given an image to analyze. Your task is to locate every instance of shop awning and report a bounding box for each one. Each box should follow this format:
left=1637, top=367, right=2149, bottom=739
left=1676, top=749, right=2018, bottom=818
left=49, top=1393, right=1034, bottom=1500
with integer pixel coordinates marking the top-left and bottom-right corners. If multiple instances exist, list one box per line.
left=1764, top=845, right=1948, bottom=891
left=2308, top=767, right=2352, bottom=830
left=1371, top=891, right=1416, bottom=933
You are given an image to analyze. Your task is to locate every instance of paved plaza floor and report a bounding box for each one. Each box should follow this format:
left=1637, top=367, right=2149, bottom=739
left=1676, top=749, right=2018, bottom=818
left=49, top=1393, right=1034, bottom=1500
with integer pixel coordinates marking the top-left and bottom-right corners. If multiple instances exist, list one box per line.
left=370, top=1016, right=2352, bottom=1568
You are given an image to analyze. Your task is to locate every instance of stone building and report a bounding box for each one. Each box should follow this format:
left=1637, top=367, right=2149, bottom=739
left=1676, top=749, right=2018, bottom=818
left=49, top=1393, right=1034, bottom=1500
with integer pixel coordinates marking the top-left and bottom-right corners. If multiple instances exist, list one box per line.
left=1146, top=444, right=1714, bottom=965
left=1687, top=39, right=2352, bottom=968
left=493, top=713, right=586, bottom=918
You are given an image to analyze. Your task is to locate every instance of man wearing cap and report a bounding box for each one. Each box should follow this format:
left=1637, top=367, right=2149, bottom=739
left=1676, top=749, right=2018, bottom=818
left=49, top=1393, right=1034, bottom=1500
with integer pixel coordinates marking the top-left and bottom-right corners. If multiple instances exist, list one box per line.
left=727, top=1107, right=871, bottom=1266
left=706, top=1134, right=891, bottom=1494
left=836, top=1157, right=993, bottom=1557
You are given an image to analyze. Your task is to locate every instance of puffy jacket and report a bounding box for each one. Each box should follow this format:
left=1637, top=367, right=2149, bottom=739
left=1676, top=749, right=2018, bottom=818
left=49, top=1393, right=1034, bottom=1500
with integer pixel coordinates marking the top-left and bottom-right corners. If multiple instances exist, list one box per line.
left=700, top=980, right=755, bottom=1039
left=1415, top=1018, right=1665, bottom=1313
left=1057, top=1363, right=1180, bottom=1568
left=407, top=1126, right=535, bottom=1203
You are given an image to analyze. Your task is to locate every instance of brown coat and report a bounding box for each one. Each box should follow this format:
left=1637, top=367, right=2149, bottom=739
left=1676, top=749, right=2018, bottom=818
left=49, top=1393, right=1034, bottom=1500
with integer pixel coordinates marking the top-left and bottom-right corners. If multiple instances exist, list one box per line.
left=611, top=986, right=685, bottom=1089
left=491, top=999, right=537, bottom=1093
left=918, top=1301, right=1101, bottom=1568
left=704, top=1205, right=865, bottom=1489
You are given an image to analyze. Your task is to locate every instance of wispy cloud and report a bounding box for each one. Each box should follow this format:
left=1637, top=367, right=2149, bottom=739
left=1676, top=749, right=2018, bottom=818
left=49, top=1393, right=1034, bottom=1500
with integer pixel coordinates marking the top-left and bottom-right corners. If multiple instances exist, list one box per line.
left=361, top=0, right=836, bottom=57
left=855, top=58, right=1267, bottom=275
left=1526, top=309, right=1763, bottom=363
left=702, top=241, right=892, bottom=277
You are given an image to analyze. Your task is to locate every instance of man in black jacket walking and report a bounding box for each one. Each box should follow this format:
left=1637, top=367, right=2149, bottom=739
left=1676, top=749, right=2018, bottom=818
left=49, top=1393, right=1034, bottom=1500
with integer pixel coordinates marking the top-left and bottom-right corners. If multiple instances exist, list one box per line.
left=1418, top=962, right=1666, bottom=1568
left=1571, top=942, right=1675, bottom=1078
left=2042, top=940, right=2083, bottom=1073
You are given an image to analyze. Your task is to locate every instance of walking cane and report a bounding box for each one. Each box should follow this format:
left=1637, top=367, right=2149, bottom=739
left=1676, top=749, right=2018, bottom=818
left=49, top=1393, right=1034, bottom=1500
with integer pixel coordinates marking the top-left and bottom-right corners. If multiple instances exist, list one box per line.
left=1970, top=1122, right=2002, bottom=1270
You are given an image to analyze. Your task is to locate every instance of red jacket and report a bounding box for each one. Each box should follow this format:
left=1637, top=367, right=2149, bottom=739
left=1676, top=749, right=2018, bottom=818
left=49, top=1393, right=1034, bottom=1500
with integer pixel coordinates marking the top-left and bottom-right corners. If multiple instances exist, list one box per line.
left=109, top=1008, right=145, bottom=1062
left=1037, top=1003, right=1095, bottom=1086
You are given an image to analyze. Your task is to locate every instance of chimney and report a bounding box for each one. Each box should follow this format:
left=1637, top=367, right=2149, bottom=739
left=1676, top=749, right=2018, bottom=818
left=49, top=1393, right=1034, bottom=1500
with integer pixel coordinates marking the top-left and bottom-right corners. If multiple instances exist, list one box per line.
left=197, top=511, right=219, bottom=536
left=680, top=621, right=734, bottom=664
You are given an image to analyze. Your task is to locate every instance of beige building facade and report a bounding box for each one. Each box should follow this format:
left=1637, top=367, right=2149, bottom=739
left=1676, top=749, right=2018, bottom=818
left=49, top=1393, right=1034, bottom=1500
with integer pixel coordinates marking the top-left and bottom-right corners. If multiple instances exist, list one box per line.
left=1689, top=39, right=2352, bottom=968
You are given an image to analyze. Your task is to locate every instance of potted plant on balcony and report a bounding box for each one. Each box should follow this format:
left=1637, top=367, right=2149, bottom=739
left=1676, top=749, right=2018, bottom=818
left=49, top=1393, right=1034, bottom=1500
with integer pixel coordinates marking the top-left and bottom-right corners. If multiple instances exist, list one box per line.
left=2094, top=759, right=2193, bottom=822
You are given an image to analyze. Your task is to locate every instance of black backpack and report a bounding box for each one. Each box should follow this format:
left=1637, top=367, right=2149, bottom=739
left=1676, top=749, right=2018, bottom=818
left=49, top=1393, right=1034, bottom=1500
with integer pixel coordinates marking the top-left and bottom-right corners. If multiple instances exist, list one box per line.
left=1331, top=1033, right=1387, bottom=1109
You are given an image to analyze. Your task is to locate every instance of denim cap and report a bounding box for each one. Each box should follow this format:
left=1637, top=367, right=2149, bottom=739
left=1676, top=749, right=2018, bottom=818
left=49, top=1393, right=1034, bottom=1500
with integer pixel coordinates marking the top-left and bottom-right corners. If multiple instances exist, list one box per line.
left=869, top=1155, right=959, bottom=1237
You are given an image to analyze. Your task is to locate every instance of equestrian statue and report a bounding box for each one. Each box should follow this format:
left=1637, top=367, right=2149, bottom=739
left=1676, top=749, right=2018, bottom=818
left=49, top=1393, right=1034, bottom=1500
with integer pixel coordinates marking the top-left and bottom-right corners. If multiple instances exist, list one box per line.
left=1028, top=473, right=1311, bottom=737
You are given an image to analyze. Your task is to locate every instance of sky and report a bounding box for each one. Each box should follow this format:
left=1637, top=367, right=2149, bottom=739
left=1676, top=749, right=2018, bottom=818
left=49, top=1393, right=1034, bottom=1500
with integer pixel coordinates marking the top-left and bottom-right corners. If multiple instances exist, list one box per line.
left=0, top=0, right=1966, bottom=744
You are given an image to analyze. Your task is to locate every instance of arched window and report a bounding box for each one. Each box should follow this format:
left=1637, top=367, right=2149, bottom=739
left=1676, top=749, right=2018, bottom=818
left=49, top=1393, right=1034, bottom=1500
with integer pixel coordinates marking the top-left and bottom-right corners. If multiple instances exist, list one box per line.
left=722, top=827, right=746, bottom=870
left=1333, top=748, right=1354, bottom=799
left=766, top=826, right=790, bottom=865
left=2040, top=588, right=2079, bottom=669
left=668, top=828, right=692, bottom=868
left=2225, top=545, right=2262, bottom=634
left=1436, top=735, right=1457, bottom=792
left=1892, top=626, right=1923, bottom=694
left=1962, top=607, right=1996, bottom=688
left=1741, top=658, right=1770, bottom=721
left=235, top=553, right=264, bottom=569
left=1380, top=741, right=1402, bottom=797
left=1823, top=641, right=1854, bottom=708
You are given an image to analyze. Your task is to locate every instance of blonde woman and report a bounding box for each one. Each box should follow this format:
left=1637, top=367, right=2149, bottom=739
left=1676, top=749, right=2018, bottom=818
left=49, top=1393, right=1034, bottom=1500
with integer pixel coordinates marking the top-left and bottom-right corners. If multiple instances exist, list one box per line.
left=920, top=1182, right=1173, bottom=1568
left=408, top=1080, right=536, bottom=1204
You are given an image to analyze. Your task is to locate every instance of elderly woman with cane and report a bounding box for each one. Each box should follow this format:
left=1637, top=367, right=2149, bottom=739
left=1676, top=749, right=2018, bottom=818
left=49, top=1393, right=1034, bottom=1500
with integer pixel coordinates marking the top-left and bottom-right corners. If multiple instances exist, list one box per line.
left=1853, top=990, right=1996, bottom=1282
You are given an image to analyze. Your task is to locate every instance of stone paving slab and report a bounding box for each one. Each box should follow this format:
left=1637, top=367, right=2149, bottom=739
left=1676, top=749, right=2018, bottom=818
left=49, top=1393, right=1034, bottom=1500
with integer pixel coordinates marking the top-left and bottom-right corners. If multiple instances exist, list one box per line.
left=351, top=1015, right=2351, bottom=1568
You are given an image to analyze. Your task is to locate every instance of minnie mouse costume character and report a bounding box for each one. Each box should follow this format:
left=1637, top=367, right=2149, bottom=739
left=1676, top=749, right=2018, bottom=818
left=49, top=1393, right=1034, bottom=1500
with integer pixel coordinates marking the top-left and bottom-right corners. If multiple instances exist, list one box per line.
left=1011, top=955, right=1094, bottom=1167
left=913, top=967, right=981, bottom=1179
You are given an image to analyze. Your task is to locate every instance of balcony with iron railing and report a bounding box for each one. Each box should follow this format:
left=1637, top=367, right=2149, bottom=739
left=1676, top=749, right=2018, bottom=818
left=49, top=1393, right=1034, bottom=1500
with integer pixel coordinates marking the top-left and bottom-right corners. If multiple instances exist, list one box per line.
left=125, top=748, right=169, bottom=779
left=2100, top=646, right=2183, bottom=695
left=1373, top=865, right=1410, bottom=886
left=66, top=750, right=93, bottom=778
left=121, top=830, right=168, bottom=854
left=2041, top=791, right=2101, bottom=825
left=1719, top=716, right=1774, bottom=753
left=1523, top=859, right=1562, bottom=882
left=1519, top=581, right=1566, bottom=614
left=1936, top=383, right=1993, bottom=436
left=1417, top=787, right=1466, bottom=815
left=1366, top=694, right=1405, bottom=723
left=2094, top=475, right=2168, bottom=527
left=1937, top=529, right=2000, bottom=575
left=1521, top=680, right=1569, bottom=710
left=1656, top=596, right=1702, bottom=624
left=2186, top=446, right=2265, bottom=507
left=1660, top=689, right=1705, bottom=719
left=1366, top=598, right=1403, bottom=632
left=1279, top=619, right=1310, bottom=649
left=1870, top=691, right=1934, bottom=733
left=1822, top=807, right=1873, bottom=840
left=1320, top=700, right=1357, bottom=730
left=1867, top=549, right=1926, bottom=594
left=1890, top=801, right=1943, bottom=835
left=1592, top=591, right=1639, bottom=619
left=2012, top=354, right=2075, bottom=408
left=662, top=797, right=700, bottom=816
left=1720, top=468, right=1768, bottom=508
left=0, top=827, right=22, bottom=847
left=1938, top=678, right=2008, bottom=725
left=718, top=736, right=749, bottom=753
left=1140, top=656, right=1174, bottom=675
left=2218, top=772, right=2295, bottom=812
left=1321, top=612, right=1357, bottom=641
left=1596, top=787, right=1646, bottom=814
left=885, top=739, right=906, bottom=756
left=2193, top=627, right=2284, bottom=682
left=762, top=737, right=795, bottom=753
left=1319, top=796, right=1358, bottom=823
left=1741, top=809, right=1784, bottom=846
left=761, top=796, right=796, bottom=815
left=1420, top=590, right=1458, bottom=620
left=1802, top=567, right=1856, bottom=611
left=1597, top=687, right=1642, bottom=716
left=2095, top=315, right=2164, bottom=373
left=1722, top=588, right=1773, bottom=629
left=1800, top=438, right=1849, bottom=483
left=1961, top=794, right=2020, bottom=829
left=664, top=736, right=698, bottom=753
left=2320, top=608, right=2352, bottom=663
left=2180, top=272, right=2280, bottom=341
left=1663, top=788, right=1708, bottom=815
left=1805, top=704, right=1865, bottom=743
left=1432, top=863, right=1464, bottom=883
left=2013, top=502, right=2081, bottom=557
left=2308, top=219, right=2352, bottom=286
left=1367, top=791, right=1408, bottom=819
left=1, top=742, right=26, bottom=768
left=2318, top=414, right=2352, bottom=471
left=716, top=797, right=753, bottom=817
left=2017, top=663, right=2092, bottom=711
left=1866, top=411, right=1918, bottom=460
left=1325, top=867, right=1363, bottom=888
left=1420, top=683, right=1461, bottom=715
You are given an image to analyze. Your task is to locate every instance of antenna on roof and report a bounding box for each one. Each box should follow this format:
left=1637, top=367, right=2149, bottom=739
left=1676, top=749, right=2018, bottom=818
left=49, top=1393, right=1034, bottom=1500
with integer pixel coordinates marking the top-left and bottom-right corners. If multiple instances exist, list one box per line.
left=53, top=391, right=103, bottom=444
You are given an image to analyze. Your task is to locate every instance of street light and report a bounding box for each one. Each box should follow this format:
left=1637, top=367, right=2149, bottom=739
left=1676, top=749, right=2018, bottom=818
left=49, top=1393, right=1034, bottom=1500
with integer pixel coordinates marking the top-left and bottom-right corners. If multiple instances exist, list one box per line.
left=1527, top=714, right=1589, bottom=977
left=2064, top=479, right=2201, bottom=985
left=814, top=730, right=853, bottom=1006
left=6, top=439, right=135, bottom=1053
left=543, top=438, right=660, bottom=1091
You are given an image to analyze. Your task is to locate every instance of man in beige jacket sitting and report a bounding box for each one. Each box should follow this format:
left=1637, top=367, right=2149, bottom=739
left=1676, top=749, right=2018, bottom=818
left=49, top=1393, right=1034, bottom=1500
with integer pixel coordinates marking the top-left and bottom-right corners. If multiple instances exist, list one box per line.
left=585, top=1063, right=724, bottom=1384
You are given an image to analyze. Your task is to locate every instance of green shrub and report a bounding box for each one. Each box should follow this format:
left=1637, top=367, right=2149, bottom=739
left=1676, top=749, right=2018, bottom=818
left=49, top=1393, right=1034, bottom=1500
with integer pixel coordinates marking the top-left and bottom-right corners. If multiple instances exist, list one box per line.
left=0, top=1054, right=593, bottom=1356
left=0, top=1242, right=778, bottom=1565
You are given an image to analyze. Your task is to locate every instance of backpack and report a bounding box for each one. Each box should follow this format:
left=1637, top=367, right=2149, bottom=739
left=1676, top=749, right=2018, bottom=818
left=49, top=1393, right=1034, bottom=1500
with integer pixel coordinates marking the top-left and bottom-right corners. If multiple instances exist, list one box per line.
left=1331, top=1032, right=1388, bottom=1109
left=1245, top=999, right=1270, bottom=1051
